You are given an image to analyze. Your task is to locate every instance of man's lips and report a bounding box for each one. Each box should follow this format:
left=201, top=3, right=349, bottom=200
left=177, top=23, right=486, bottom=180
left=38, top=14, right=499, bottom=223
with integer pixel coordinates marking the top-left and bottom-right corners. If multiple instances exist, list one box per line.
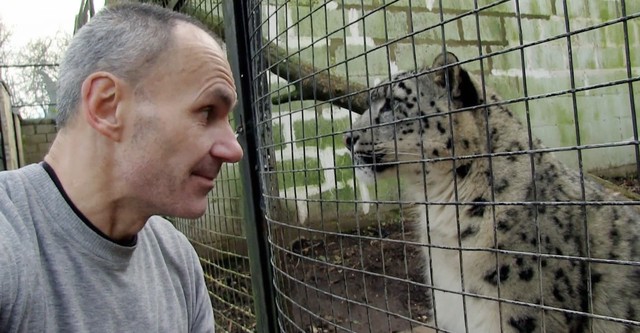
left=192, top=172, right=215, bottom=181
left=192, top=162, right=220, bottom=183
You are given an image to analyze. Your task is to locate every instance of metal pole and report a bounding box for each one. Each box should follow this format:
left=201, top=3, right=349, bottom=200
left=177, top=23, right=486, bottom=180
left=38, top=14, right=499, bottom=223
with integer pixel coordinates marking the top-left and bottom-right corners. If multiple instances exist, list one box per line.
left=222, top=1, right=278, bottom=332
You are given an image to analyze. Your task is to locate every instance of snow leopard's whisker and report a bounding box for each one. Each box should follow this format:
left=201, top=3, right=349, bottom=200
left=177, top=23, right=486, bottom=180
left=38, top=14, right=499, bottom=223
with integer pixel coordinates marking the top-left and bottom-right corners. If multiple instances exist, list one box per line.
left=392, top=152, right=425, bottom=157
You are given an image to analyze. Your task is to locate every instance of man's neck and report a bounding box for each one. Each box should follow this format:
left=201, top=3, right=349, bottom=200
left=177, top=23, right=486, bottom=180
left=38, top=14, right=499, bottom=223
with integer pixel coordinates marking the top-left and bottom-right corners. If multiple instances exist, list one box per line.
left=44, top=135, right=148, bottom=244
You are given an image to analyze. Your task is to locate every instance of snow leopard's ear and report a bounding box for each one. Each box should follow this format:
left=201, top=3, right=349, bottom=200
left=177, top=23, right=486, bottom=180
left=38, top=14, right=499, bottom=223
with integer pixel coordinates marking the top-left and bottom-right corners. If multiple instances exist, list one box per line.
left=432, top=51, right=462, bottom=98
left=432, top=52, right=480, bottom=108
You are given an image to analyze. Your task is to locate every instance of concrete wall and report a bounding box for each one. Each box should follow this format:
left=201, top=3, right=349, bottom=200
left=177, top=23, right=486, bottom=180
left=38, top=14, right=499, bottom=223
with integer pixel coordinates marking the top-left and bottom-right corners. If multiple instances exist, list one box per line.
left=270, top=0, right=639, bottom=168
left=255, top=0, right=640, bottom=226
left=21, top=118, right=56, bottom=165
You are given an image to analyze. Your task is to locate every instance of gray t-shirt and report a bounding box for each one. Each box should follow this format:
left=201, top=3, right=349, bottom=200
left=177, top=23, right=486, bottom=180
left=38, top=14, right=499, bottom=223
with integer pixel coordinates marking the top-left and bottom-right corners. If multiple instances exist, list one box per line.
left=0, top=163, right=215, bottom=332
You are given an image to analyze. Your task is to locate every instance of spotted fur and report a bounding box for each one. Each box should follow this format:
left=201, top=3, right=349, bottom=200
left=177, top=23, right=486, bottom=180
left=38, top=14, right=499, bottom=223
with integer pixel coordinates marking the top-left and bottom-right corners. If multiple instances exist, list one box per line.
left=345, top=52, right=640, bottom=333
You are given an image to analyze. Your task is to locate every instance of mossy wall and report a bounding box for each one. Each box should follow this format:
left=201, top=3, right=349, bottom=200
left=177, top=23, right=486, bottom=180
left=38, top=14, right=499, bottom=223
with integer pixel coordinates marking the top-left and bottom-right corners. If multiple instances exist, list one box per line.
left=181, top=1, right=638, bottom=242
left=259, top=0, right=639, bottom=227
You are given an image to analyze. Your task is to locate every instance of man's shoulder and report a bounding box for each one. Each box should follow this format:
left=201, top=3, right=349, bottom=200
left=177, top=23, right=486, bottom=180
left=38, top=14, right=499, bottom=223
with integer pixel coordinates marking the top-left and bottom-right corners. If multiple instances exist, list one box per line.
left=145, top=216, right=184, bottom=238
left=0, top=166, right=41, bottom=236
left=0, top=167, right=44, bottom=268
left=0, top=167, right=25, bottom=195
left=0, top=210, right=34, bottom=273
left=0, top=164, right=50, bottom=235
left=0, top=164, right=47, bottom=200
left=0, top=164, right=43, bottom=181
left=0, top=191, right=38, bottom=314
left=140, top=216, right=201, bottom=280
left=142, top=216, right=194, bottom=253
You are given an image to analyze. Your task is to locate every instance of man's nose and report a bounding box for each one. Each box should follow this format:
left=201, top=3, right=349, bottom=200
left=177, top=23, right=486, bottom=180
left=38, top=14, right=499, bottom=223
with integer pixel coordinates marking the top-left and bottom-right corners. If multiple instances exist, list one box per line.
left=343, top=132, right=359, bottom=151
left=211, top=126, right=244, bottom=163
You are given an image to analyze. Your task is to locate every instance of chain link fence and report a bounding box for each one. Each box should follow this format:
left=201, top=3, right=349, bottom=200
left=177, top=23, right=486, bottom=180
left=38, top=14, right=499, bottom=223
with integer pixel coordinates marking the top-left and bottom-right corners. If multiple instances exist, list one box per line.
left=152, top=1, right=639, bottom=332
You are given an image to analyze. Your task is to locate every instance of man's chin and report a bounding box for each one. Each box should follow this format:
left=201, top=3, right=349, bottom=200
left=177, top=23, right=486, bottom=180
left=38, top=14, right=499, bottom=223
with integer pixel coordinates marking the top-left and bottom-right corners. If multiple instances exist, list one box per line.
left=165, top=198, right=209, bottom=220
left=171, top=209, right=207, bottom=220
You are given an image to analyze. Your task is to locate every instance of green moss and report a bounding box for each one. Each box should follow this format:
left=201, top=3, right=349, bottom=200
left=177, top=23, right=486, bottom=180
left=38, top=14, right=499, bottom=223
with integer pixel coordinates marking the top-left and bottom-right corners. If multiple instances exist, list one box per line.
left=324, top=185, right=355, bottom=202
left=335, top=153, right=356, bottom=183
left=271, top=123, right=285, bottom=147
left=276, top=157, right=324, bottom=188
left=296, top=0, right=321, bottom=7
left=292, top=114, right=351, bottom=148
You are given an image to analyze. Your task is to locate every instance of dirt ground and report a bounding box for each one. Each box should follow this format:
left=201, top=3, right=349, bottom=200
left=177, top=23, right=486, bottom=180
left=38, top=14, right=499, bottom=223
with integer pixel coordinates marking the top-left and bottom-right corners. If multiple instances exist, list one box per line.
left=606, top=175, right=640, bottom=196
left=207, top=174, right=640, bottom=333
left=279, top=220, right=431, bottom=333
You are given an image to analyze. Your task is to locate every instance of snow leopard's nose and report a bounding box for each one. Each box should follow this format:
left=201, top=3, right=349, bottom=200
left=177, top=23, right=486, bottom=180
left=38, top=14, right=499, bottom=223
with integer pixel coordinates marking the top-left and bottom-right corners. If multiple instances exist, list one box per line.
left=344, top=132, right=359, bottom=151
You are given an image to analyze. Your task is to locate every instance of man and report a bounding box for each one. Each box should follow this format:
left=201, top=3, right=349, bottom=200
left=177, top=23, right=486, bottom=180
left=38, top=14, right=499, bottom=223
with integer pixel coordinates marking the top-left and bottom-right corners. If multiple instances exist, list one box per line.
left=0, top=3, right=243, bottom=332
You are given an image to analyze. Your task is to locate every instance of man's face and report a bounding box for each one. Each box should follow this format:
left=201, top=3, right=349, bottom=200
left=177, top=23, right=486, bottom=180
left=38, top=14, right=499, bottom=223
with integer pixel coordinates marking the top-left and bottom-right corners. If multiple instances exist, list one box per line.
left=119, top=22, right=243, bottom=219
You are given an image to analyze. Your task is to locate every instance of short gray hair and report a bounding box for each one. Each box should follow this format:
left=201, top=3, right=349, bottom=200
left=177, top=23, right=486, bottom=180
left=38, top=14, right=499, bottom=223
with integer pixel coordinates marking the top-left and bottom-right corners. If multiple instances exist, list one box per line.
left=56, top=3, right=222, bottom=128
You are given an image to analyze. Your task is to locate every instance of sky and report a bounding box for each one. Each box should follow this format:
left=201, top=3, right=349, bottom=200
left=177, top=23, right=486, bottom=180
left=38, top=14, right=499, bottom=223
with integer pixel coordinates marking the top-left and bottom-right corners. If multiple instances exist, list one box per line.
left=0, top=0, right=105, bottom=50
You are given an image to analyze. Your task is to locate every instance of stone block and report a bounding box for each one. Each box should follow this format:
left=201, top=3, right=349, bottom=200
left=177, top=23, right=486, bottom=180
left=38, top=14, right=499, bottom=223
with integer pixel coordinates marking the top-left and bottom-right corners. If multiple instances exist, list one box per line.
left=23, top=144, right=37, bottom=154
left=485, top=74, right=524, bottom=100
left=460, top=14, right=506, bottom=45
left=29, top=134, right=48, bottom=144
left=503, top=16, right=566, bottom=45
left=523, top=73, right=571, bottom=97
left=362, top=8, right=408, bottom=40
left=517, top=0, right=554, bottom=16
left=627, top=0, right=640, bottom=17
left=488, top=48, right=525, bottom=71
left=38, top=143, right=51, bottom=152
left=631, top=45, right=640, bottom=69
left=342, top=0, right=374, bottom=5
left=627, top=19, right=640, bottom=47
left=298, top=44, right=330, bottom=69
left=36, top=124, right=56, bottom=134
left=521, top=40, right=570, bottom=71
left=525, top=95, right=575, bottom=129
left=574, top=69, right=632, bottom=91
left=24, top=153, right=41, bottom=165
left=334, top=43, right=394, bottom=77
left=556, top=0, right=590, bottom=19
left=588, top=0, right=624, bottom=20
left=293, top=5, right=338, bottom=39
left=393, top=42, right=442, bottom=69
left=411, top=11, right=460, bottom=43
left=261, top=3, right=290, bottom=41
left=21, top=125, right=35, bottom=136
left=600, top=46, right=627, bottom=70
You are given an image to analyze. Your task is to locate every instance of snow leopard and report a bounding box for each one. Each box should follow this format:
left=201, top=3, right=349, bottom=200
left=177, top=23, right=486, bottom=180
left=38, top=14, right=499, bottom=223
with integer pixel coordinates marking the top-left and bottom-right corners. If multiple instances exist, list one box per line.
left=344, top=52, right=640, bottom=333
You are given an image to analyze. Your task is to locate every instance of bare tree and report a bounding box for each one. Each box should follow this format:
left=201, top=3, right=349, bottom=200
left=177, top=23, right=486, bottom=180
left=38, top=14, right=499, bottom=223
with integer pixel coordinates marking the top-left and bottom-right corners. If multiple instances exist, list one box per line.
left=0, top=19, right=70, bottom=119
left=0, top=20, right=10, bottom=76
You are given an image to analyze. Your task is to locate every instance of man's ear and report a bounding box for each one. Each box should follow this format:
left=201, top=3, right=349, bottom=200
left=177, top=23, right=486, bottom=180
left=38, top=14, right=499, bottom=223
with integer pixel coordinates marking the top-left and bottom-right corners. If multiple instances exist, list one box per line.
left=80, top=72, right=127, bottom=142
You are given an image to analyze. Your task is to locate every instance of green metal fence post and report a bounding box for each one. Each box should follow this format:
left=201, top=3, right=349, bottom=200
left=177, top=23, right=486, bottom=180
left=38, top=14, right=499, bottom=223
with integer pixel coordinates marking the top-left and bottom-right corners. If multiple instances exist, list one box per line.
left=222, top=1, right=278, bottom=332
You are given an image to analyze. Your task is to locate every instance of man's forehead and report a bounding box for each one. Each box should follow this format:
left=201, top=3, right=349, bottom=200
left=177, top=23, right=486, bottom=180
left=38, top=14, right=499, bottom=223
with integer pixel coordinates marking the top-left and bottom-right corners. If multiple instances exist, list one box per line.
left=134, top=22, right=235, bottom=100
left=170, top=22, right=232, bottom=75
left=173, top=22, right=224, bottom=52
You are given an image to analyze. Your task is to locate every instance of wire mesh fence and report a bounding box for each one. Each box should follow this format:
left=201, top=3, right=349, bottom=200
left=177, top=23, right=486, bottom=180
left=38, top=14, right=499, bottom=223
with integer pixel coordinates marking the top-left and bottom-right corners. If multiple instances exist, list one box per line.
left=241, top=0, right=640, bottom=332
left=123, top=0, right=640, bottom=332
